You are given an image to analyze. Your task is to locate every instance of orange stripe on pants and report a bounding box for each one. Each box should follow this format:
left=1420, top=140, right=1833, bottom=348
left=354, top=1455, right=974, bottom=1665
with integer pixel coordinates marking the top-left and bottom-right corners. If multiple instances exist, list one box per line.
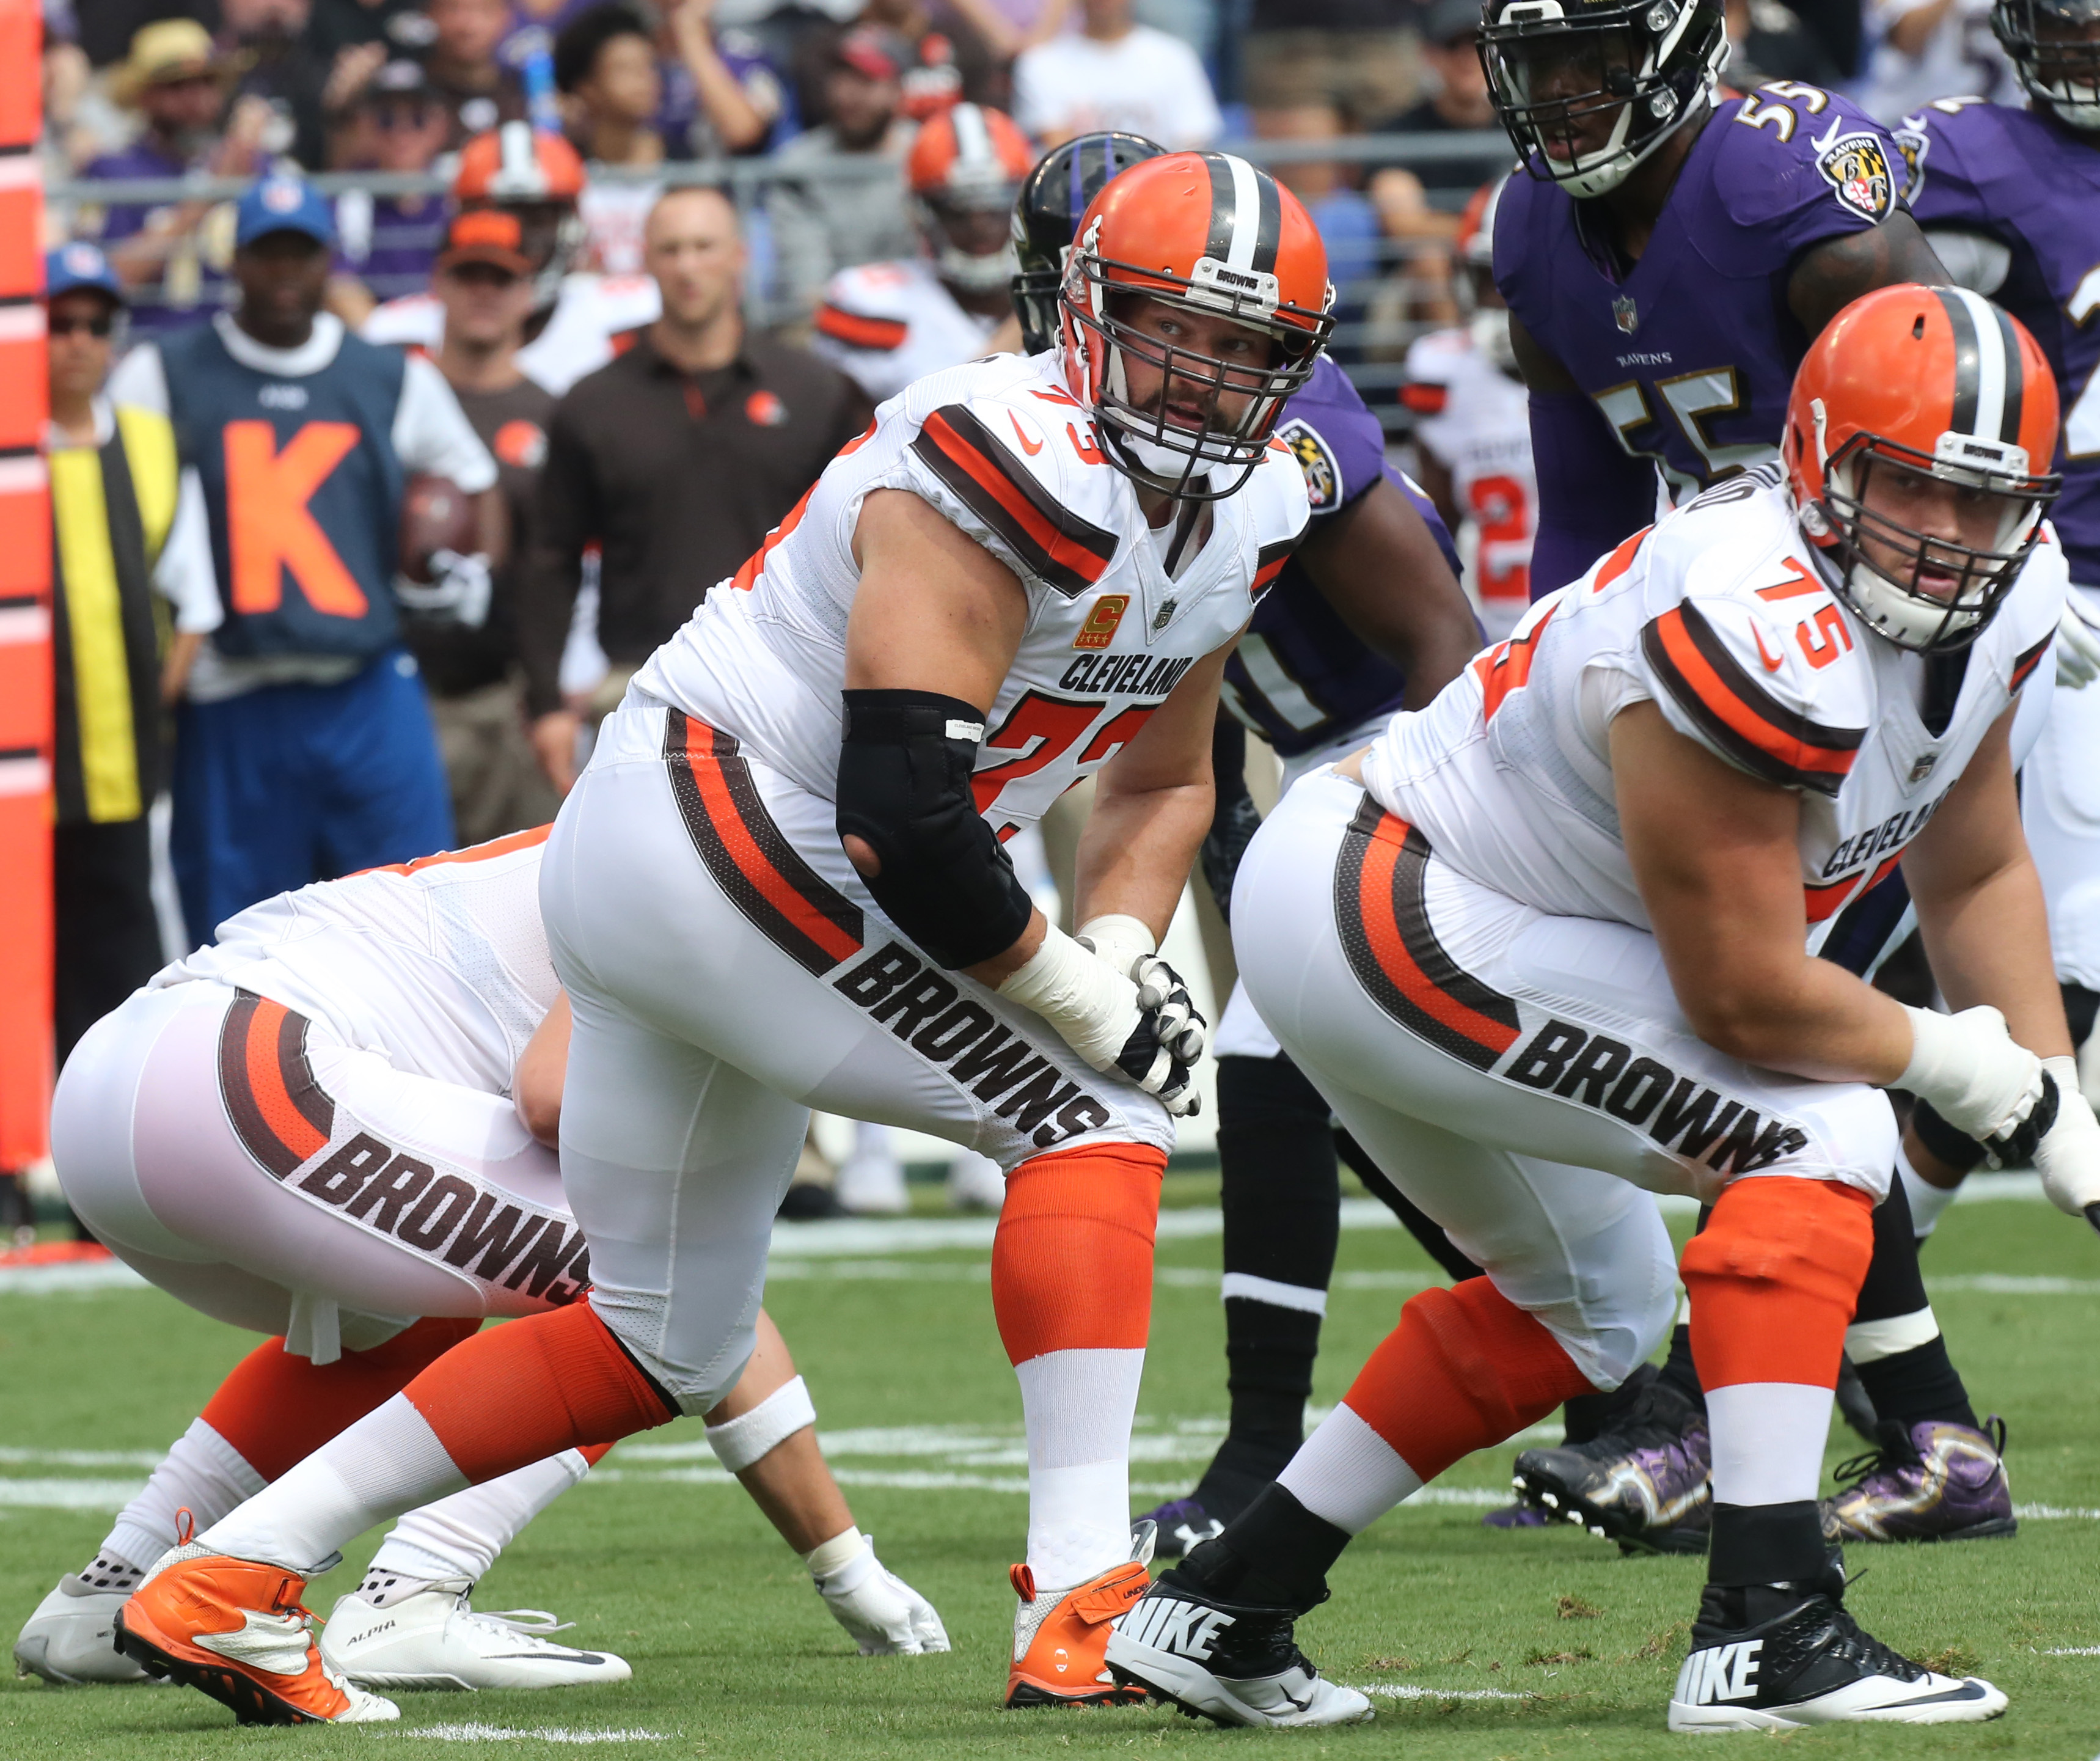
left=1683, top=1177, right=1873, bottom=1391
left=1339, top=1278, right=1592, bottom=1484
left=991, top=1144, right=1166, bottom=1364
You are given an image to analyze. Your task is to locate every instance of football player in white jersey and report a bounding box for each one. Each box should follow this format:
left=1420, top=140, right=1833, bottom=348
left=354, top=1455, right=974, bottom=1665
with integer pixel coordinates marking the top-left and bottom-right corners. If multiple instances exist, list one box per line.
left=16, top=828, right=944, bottom=1710
left=362, top=125, right=660, bottom=397
left=1108, top=287, right=2100, bottom=1731
left=111, top=151, right=1331, bottom=1725
left=812, top=104, right=1035, bottom=406
left=1403, top=175, right=1536, bottom=643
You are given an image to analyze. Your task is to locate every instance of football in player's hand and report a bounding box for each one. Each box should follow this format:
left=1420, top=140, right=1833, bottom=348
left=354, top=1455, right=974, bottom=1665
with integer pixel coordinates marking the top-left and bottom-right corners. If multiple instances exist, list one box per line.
left=400, top=475, right=479, bottom=584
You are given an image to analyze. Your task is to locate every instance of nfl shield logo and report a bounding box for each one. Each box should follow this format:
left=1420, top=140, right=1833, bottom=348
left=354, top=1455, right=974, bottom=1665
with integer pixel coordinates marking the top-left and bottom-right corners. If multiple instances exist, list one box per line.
left=1613, top=296, right=1637, bottom=335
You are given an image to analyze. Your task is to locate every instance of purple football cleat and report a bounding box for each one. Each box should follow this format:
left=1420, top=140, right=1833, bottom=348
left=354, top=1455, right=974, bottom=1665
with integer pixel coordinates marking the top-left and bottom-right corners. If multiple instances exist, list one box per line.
left=1513, top=1379, right=1711, bottom=1554
left=1821, top=1417, right=2016, bottom=1544
left=1137, top=1498, right=1225, bottom=1561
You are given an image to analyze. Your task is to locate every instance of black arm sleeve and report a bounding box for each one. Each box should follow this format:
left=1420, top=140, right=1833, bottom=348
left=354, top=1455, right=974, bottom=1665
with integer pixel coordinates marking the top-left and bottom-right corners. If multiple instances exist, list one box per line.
left=836, top=688, right=1036, bottom=970
left=1527, top=388, right=1659, bottom=596
left=1201, top=711, right=1260, bottom=924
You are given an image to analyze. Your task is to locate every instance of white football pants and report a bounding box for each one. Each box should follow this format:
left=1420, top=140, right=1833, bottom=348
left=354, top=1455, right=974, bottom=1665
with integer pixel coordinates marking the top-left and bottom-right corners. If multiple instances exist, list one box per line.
left=2022, top=639, right=2100, bottom=991
left=540, top=695, right=1174, bottom=1412
left=1232, top=770, right=1899, bottom=1391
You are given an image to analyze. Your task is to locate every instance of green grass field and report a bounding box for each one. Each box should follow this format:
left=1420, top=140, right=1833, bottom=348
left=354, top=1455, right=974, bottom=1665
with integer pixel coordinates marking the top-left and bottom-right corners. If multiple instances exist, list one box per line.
left=5, top=1179, right=2100, bottom=1761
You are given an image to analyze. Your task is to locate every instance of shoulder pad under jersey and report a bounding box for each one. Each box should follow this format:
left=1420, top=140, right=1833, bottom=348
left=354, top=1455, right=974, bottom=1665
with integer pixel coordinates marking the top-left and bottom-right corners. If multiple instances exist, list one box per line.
left=1997, top=524, right=2069, bottom=692
left=1632, top=471, right=1871, bottom=796
left=896, top=356, right=1130, bottom=599
left=1274, top=356, right=1386, bottom=519
left=1695, top=84, right=1900, bottom=274
left=814, top=260, right=924, bottom=353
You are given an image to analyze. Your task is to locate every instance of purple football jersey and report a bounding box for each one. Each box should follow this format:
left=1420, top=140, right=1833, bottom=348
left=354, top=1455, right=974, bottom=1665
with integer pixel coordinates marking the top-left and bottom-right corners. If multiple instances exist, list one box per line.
left=1226, top=356, right=1465, bottom=758
left=1902, top=98, right=2100, bottom=582
left=1498, top=85, right=1902, bottom=585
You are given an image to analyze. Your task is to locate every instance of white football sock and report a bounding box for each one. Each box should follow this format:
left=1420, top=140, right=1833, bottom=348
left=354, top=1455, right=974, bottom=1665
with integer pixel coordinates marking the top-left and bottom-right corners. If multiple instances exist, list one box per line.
left=105, top=1418, right=266, bottom=1576
left=362, top=1449, right=592, bottom=1589
left=197, top=1393, right=466, bottom=1574
left=1707, top=1383, right=1833, bottom=1506
left=1896, top=1143, right=1958, bottom=1239
left=1015, top=1347, right=1142, bottom=1591
left=1277, top=1404, right=1424, bottom=1534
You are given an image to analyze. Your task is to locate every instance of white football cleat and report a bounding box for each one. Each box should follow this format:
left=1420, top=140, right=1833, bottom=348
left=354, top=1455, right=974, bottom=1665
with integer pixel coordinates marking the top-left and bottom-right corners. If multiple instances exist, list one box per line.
left=815, top=1545, right=950, bottom=1655
left=320, top=1582, right=632, bottom=1692
left=15, top=1574, right=158, bottom=1685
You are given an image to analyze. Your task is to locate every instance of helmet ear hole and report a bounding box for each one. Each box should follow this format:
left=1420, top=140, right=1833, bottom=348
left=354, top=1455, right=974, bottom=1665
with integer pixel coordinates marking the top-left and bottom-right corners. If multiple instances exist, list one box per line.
left=1912, top=314, right=1926, bottom=340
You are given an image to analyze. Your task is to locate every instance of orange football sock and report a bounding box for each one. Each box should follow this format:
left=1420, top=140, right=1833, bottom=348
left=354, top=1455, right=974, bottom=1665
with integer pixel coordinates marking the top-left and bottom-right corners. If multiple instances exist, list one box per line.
left=199, top=1317, right=480, bottom=1482
left=1340, top=1278, right=1592, bottom=1482
left=402, top=1302, right=676, bottom=1483
left=990, top=1144, right=1166, bottom=1363
left=576, top=1442, right=615, bottom=1467
left=1682, top=1176, right=1874, bottom=1392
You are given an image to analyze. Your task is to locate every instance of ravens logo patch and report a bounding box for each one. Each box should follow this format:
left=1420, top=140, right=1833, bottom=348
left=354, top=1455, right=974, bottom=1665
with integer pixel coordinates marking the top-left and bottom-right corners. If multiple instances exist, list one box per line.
left=1891, top=119, right=1930, bottom=206
left=1813, top=121, right=1895, bottom=222
left=1276, top=418, right=1340, bottom=512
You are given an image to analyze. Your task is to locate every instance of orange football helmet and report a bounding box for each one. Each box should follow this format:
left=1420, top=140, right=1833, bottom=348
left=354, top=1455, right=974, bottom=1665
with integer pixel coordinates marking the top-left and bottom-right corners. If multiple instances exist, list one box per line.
left=907, top=103, right=1035, bottom=295
left=453, top=123, right=587, bottom=301
left=1784, top=284, right=2060, bottom=652
left=1059, top=151, right=1334, bottom=501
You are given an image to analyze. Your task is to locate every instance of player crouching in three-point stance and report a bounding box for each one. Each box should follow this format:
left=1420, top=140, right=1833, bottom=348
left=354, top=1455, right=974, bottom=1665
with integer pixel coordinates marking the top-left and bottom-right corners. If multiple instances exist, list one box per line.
left=112, top=151, right=1330, bottom=1723
left=1107, top=285, right=2100, bottom=1730
left=18, top=829, right=943, bottom=1711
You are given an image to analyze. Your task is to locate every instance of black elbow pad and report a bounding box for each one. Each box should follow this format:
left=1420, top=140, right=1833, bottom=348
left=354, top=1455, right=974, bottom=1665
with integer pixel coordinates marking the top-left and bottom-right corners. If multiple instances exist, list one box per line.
left=836, top=688, right=1034, bottom=969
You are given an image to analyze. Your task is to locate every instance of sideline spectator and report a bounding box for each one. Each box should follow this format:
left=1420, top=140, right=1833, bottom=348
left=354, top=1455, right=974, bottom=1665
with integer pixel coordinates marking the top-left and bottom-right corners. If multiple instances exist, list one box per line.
left=412, top=210, right=565, bottom=843
left=765, top=31, right=918, bottom=318
left=1378, top=0, right=1499, bottom=190
left=107, top=176, right=501, bottom=932
left=222, top=0, right=334, bottom=168
left=307, top=0, right=435, bottom=62
left=662, top=0, right=791, bottom=161
left=1256, top=103, right=1382, bottom=359
left=858, top=0, right=1008, bottom=114
left=556, top=3, right=668, bottom=273
left=329, top=59, right=452, bottom=321
left=521, top=186, right=871, bottom=791
left=1242, top=0, right=1422, bottom=131
left=426, top=0, right=529, bottom=143
left=1860, top=0, right=2008, bottom=116
left=1011, top=0, right=1221, bottom=148
left=43, top=245, right=218, bottom=1061
left=81, top=21, right=266, bottom=343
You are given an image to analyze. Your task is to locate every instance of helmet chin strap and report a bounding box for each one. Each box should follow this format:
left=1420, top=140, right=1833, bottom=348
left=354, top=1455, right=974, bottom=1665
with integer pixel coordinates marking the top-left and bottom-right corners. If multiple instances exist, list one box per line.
left=939, top=243, right=1018, bottom=294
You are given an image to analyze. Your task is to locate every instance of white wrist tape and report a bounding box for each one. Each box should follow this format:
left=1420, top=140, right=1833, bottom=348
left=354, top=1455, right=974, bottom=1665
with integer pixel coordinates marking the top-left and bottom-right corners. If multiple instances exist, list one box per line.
left=704, top=1374, right=816, bottom=1473
left=997, top=924, right=1136, bottom=1071
left=1897, top=1005, right=2043, bottom=1144
left=802, top=1526, right=873, bottom=1589
left=1075, top=913, right=1157, bottom=981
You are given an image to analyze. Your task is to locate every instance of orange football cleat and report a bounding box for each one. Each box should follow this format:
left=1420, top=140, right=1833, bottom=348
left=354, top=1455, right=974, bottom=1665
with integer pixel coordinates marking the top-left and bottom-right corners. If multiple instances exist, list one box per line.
left=115, top=1545, right=398, bottom=1725
left=1005, top=1558, right=1154, bottom=1708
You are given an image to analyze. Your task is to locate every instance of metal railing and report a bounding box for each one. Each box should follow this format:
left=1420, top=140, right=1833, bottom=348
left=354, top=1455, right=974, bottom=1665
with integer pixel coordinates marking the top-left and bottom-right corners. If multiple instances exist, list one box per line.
left=48, top=130, right=1518, bottom=431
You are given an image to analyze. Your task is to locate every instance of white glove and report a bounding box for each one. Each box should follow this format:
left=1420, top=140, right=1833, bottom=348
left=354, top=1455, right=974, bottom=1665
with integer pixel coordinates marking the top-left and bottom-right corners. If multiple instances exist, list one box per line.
left=1897, top=1005, right=2047, bottom=1161
left=1000, top=924, right=1205, bottom=1115
left=2035, top=1055, right=2100, bottom=1232
left=396, top=549, right=493, bottom=629
left=1075, top=913, right=1158, bottom=982
left=810, top=1534, right=950, bottom=1656
left=1078, top=915, right=1210, bottom=1092
left=2057, top=594, right=2100, bottom=689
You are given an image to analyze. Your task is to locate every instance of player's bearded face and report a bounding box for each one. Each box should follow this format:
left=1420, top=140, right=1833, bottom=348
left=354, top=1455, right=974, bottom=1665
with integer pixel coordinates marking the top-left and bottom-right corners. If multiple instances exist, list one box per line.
left=1108, top=295, right=1282, bottom=436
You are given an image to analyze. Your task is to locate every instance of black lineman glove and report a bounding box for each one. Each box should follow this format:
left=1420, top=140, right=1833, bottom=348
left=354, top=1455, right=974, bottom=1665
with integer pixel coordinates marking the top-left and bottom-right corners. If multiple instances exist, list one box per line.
left=1201, top=791, right=1263, bottom=926
left=1115, top=954, right=1206, bottom=1116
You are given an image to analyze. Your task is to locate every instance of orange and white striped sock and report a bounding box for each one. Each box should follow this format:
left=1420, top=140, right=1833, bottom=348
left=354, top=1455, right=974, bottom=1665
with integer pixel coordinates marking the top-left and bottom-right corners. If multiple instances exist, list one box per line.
left=1279, top=1278, right=1593, bottom=1532
left=1685, top=1177, right=1873, bottom=1584
left=992, top=1144, right=1165, bottom=1590
left=200, top=1304, right=672, bottom=1573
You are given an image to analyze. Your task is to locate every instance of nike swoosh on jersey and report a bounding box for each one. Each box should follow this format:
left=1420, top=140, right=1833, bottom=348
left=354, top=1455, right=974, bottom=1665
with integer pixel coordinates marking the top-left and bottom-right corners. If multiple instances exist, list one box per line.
left=1752, top=626, right=1786, bottom=672
left=1009, top=412, right=1044, bottom=456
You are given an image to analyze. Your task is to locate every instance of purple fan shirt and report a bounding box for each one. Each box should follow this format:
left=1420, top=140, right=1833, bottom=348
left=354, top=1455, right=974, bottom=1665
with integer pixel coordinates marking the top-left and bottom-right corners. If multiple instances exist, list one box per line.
left=1224, top=356, right=1465, bottom=758
left=1901, top=98, right=2100, bottom=584
left=1496, top=85, right=1903, bottom=591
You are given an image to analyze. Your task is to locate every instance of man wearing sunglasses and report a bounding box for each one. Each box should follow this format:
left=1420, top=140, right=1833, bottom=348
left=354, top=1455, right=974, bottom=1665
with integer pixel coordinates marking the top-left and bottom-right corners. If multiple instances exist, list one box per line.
left=43, top=243, right=219, bottom=1100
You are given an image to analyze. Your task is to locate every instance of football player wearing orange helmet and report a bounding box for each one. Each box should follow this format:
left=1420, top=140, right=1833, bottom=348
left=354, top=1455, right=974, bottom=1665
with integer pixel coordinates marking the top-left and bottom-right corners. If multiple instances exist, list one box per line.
left=113, top=153, right=1329, bottom=1723
left=813, top=104, right=1034, bottom=406
left=1107, top=286, right=2088, bottom=1730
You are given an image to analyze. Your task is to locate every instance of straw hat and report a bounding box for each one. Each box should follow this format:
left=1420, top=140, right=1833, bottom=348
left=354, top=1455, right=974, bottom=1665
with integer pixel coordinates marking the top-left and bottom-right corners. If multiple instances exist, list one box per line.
left=109, top=20, right=233, bottom=109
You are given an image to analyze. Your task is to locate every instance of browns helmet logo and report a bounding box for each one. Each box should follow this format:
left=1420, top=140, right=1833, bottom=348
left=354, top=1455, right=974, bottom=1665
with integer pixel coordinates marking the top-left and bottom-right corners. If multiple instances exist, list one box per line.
left=1276, top=417, right=1339, bottom=511
left=1812, top=121, right=1895, bottom=222
left=492, top=418, right=546, bottom=469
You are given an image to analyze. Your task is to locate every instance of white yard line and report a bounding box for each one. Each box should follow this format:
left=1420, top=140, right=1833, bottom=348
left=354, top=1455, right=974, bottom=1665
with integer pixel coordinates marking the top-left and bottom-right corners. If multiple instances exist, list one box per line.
left=393, top=1724, right=668, bottom=1744
left=1352, top=1682, right=1534, bottom=1701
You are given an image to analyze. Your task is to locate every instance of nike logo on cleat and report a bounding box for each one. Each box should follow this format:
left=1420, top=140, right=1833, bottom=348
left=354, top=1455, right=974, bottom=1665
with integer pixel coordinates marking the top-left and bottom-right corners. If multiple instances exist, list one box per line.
left=1119, top=1597, right=1235, bottom=1660
left=1675, top=1639, right=1762, bottom=1705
